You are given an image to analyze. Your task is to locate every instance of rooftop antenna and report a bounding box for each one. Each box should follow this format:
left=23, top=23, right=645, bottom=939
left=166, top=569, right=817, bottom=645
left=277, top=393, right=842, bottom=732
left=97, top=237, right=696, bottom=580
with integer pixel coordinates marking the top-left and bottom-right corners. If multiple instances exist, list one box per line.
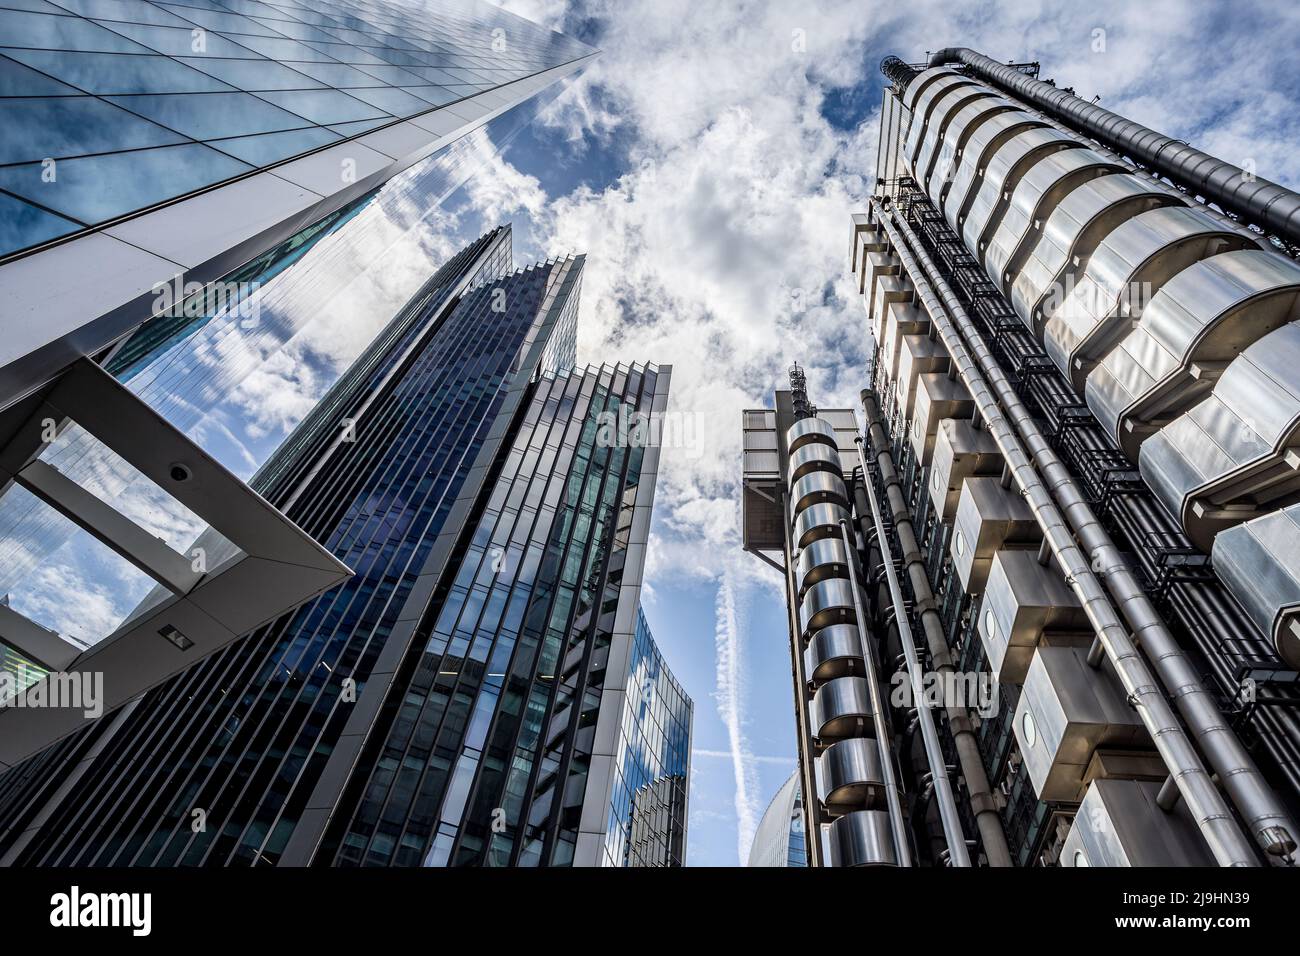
left=789, top=363, right=817, bottom=420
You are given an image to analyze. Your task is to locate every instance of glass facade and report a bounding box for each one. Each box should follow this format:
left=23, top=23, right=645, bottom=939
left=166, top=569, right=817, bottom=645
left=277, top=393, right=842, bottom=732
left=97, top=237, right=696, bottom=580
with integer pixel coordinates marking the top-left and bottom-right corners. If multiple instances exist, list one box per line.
left=602, top=608, right=691, bottom=867
left=0, top=227, right=581, bottom=864
left=0, top=81, right=564, bottom=659
left=321, top=359, right=676, bottom=867
left=0, top=226, right=689, bottom=868
left=0, top=0, right=593, bottom=258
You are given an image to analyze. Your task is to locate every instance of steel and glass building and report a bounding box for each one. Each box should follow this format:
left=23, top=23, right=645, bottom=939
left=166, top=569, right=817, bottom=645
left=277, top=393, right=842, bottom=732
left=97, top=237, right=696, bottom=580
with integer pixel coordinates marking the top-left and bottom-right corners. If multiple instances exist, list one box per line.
left=748, top=770, right=807, bottom=867
left=743, top=48, right=1300, bottom=867
left=0, top=0, right=596, bottom=769
left=0, top=223, right=692, bottom=867
left=0, top=0, right=595, bottom=402
left=602, top=608, right=692, bottom=867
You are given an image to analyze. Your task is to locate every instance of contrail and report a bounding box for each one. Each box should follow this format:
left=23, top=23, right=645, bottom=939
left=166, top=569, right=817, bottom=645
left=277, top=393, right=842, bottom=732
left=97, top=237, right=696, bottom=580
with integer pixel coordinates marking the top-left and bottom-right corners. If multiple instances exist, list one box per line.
left=714, top=568, right=761, bottom=864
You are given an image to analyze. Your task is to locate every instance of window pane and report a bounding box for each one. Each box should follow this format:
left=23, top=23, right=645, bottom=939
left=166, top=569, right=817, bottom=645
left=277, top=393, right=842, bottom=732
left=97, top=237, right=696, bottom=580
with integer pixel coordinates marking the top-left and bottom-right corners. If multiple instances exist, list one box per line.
left=0, top=53, right=79, bottom=95
left=109, top=90, right=315, bottom=139
left=221, top=32, right=342, bottom=63
left=254, top=87, right=387, bottom=124
left=154, top=3, right=284, bottom=37
left=342, top=85, right=430, bottom=118
left=0, top=191, right=80, bottom=256
left=96, top=20, right=266, bottom=58
left=175, top=55, right=324, bottom=91
left=0, top=96, right=187, bottom=164
left=5, top=49, right=234, bottom=94
left=325, top=117, right=389, bottom=137
left=208, top=125, right=340, bottom=166
left=280, top=60, right=388, bottom=88
left=0, top=8, right=153, bottom=53
left=349, top=63, right=425, bottom=86
left=0, top=143, right=252, bottom=222
left=47, top=0, right=192, bottom=27
left=401, top=85, right=457, bottom=108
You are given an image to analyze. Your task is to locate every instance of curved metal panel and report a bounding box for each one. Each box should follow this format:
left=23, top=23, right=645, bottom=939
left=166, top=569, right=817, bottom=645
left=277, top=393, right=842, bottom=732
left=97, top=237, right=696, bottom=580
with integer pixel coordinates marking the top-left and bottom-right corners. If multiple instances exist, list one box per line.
left=786, top=416, right=838, bottom=454
left=943, top=109, right=1045, bottom=231
left=1042, top=205, right=1255, bottom=391
left=803, top=623, right=865, bottom=685
left=1087, top=249, right=1300, bottom=460
left=1010, top=173, right=1184, bottom=334
left=800, top=577, right=859, bottom=636
left=816, top=737, right=887, bottom=813
left=984, top=147, right=1122, bottom=295
left=903, top=73, right=975, bottom=167
left=799, top=577, right=859, bottom=636
left=797, top=535, right=851, bottom=595
left=913, top=85, right=995, bottom=187
left=928, top=96, right=1019, bottom=207
left=1212, top=504, right=1300, bottom=667
left=792, top=501, right=850, bottom=550
left=901, top=65, right=959, bottom=112
left=808, top=676, right=873, bottom=743
left=826, top=810, right=898, bottom=866
left=959, top=127, right=1079, bottom=257
left=1139, top=320, right=1300, bottom=551
left=790, top=470, right=849, bottom=516
left=747, top=770, right=803, bottom=867
left=788, top=441, right=842, bottom=483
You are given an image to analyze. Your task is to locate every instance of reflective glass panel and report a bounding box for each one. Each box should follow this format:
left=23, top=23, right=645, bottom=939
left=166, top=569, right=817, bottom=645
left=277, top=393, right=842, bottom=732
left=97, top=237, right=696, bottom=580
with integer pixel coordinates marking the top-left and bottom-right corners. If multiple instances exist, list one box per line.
left=0, top=95, right=187, bottom=164
left=0, top=190, right=81, bottom=255
left=108, top=90, right=315, bottom=139
left=6, top=48, right=235, bottom=93
left=0, top=143, right=252, bottom=222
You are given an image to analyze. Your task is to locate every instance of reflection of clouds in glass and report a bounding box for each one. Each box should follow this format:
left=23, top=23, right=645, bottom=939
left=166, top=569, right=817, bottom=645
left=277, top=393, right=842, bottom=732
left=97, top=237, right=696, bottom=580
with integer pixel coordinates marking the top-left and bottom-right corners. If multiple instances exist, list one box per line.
left=0, top=113, right=536, bottom=645
left=3, top=506, right=154, bottom=648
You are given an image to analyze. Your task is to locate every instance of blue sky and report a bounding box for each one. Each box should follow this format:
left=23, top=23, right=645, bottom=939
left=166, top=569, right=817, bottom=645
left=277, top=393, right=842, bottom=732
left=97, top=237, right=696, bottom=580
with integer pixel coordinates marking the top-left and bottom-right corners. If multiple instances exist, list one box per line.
left=9, top=0, right=1300, bottom=867
left=464, top=0, right=1300, bottom=866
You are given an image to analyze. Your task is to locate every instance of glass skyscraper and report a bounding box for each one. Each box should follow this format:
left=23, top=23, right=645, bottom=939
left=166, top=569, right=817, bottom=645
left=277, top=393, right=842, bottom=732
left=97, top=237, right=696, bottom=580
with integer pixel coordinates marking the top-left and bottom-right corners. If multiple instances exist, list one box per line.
left=0, top=0, right=596, bottom=409
left=0, top=0, right=597, bottom=755
left=0, top=225, right=693, bottom=867
left=602, top=609, right=691, bottom=867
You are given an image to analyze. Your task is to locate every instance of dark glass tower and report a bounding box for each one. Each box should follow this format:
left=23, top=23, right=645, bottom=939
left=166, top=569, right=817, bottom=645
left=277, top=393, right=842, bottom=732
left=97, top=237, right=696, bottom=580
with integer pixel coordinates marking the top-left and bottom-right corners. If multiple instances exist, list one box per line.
left=0, top=225, right=690, bottom=868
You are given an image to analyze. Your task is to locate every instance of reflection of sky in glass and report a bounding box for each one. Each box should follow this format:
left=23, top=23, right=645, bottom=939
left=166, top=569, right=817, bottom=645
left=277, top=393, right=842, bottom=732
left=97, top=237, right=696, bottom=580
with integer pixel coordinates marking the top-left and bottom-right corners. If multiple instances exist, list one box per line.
left=0, top=0, right=594, bottom=255
left=0, top=90, right=557, bottom=654
left=1, top=486, right=156, bottom=647
left=602, top=608, right=693, bottom=867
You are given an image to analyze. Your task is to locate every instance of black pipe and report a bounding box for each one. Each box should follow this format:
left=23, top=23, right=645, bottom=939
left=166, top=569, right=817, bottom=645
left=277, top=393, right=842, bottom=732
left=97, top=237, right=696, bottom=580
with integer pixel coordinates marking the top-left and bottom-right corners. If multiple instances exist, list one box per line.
left=927, top=47, right=1300, bottom=250
left=881, top=56, right=920, bottom=94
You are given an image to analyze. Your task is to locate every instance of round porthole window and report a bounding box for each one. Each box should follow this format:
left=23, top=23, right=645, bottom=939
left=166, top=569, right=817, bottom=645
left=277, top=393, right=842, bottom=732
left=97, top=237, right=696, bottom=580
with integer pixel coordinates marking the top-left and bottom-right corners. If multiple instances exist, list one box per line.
left=1021, top=711, right=1037, bottom=748
left=954, top=530, right=966, bottom=557
left=932, top=470, right=941, bottom=490
left=1073, top=849, right=1090, bottom=867
left=984, top=608, right=997, bottom=639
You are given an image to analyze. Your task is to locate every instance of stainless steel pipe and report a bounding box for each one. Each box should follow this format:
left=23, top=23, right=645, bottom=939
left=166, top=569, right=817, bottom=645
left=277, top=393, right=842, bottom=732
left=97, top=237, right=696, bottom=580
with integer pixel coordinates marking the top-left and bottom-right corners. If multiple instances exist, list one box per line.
left=925, top=47, right=1300, bottom=248
left=853, top=459, right=972, bottom=865
left=856, top=403, right=1013, bottom=865
left=885, top=203, right=1298, bottom=863
left=837, top=519, right=913, bottom=867
left=874, top=199, right=1260, bottom=866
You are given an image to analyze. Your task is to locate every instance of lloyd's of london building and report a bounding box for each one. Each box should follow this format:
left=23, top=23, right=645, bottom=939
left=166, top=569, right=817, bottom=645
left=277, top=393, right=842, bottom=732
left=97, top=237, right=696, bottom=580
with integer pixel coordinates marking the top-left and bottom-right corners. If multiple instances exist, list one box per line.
left=0, top=0, right=690, bottom=867
left=744, top=47, right=1300, bottom=868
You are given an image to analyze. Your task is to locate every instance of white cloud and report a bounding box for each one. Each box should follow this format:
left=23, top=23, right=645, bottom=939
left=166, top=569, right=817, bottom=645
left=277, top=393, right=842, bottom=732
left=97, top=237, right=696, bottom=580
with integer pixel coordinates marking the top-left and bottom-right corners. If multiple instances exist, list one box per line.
left=486, top=0, right=1300, bottom=866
